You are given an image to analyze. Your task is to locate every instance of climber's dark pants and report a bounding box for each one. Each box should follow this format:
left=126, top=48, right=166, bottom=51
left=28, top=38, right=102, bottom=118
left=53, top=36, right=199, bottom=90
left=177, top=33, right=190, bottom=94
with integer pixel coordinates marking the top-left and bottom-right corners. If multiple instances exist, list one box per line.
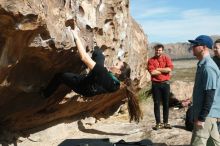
left=152, top=81, right=170, bottom=124
left=43, top=47, right=105, bottom=98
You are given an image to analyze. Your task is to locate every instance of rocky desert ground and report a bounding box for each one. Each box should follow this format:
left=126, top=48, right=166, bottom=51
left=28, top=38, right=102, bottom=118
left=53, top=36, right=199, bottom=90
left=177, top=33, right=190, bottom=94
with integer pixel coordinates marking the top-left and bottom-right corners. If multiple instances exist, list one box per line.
left=13, top=99, right=191, bottom=146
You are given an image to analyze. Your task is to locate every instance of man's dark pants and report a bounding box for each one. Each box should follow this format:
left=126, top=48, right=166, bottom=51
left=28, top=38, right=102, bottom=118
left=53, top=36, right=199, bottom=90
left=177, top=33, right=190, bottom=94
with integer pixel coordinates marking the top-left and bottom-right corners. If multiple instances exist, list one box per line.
left=152, top=81, right=170, bottom=124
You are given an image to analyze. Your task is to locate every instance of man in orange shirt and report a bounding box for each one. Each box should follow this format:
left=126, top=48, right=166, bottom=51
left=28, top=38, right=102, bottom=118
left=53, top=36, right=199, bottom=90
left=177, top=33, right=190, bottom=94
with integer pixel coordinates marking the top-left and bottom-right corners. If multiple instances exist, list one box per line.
left=147, top=44, right=173, bottom=130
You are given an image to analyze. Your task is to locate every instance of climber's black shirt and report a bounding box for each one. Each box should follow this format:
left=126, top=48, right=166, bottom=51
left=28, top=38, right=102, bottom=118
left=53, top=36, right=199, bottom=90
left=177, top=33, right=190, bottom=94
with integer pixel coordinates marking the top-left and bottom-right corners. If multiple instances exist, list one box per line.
left=77, top=63, right=120, bottom=97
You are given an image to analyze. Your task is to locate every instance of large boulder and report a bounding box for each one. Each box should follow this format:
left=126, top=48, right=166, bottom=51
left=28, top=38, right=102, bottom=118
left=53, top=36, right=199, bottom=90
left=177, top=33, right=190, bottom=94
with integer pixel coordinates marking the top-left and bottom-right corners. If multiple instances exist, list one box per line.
left=0, top=0, right=147, bottom=143
left=170, top=80, right=194, bottom=101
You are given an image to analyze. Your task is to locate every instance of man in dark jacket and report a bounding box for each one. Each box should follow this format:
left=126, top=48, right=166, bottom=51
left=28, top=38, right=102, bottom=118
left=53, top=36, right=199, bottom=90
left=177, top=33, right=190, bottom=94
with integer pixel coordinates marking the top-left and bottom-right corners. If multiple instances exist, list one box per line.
left=213, top=39, right=220, bottom=69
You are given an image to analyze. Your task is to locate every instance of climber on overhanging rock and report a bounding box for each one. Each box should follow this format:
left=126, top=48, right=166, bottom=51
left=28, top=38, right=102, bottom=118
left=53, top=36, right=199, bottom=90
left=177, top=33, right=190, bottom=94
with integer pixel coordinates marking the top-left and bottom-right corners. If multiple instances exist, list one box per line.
left=41, top=25, right=130, bottom=98
left=40, top=21, right=142, bottom=122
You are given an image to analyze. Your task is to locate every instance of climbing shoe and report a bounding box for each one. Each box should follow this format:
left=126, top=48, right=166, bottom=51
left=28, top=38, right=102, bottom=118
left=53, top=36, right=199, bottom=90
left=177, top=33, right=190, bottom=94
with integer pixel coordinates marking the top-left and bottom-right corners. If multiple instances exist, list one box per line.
left=164, top=123, right=172, bottom=129
left=152, top=123, right=163, bottom=130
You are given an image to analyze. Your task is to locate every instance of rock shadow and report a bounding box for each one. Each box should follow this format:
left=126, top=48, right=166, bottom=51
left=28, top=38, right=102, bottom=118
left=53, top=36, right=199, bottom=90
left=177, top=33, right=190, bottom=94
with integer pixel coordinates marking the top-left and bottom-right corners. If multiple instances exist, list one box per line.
left=77, top=120, right=128, bottom=136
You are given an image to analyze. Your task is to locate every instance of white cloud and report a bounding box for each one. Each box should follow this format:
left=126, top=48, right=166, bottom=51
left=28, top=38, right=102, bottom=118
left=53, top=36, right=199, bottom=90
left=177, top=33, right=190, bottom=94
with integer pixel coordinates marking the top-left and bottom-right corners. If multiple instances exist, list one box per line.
left=135, top=8, right=220, bottom=43
left=182, top=8, right=212, bottom=18
left=134, top=7, right=174, bottom=19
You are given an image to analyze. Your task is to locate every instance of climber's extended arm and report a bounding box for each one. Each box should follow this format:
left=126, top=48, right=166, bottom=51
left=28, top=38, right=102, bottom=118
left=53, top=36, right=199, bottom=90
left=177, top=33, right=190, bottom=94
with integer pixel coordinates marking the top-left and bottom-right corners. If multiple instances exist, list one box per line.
left=67, top=27, right=96, bottom=70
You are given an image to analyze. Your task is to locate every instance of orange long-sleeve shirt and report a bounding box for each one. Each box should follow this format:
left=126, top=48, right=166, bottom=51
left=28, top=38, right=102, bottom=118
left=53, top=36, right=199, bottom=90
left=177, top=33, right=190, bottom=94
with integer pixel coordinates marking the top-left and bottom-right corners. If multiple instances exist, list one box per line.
left=147, top=55, right=173, bottom=82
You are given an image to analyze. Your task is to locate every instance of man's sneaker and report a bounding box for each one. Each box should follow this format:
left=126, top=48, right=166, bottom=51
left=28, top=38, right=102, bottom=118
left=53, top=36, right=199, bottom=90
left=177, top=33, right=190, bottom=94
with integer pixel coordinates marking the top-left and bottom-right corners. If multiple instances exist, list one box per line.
left=164, top=123, right=172, bottom=129
left=152, top=123, right=163, bottom=130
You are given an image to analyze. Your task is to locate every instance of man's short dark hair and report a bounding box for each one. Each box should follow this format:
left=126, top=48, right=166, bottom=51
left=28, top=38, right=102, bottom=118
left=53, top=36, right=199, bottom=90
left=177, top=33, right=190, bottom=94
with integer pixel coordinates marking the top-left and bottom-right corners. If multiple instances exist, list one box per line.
left=214, top=39, right=220, bottom=44
left=153, top=44, right=164, bottom=50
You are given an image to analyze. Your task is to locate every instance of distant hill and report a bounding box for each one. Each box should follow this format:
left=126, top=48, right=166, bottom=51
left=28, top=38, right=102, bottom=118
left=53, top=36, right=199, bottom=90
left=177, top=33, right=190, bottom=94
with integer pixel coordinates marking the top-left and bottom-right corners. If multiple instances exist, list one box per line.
left=148, top=35, right=220, bottom=60
left=211, top=35, right=220, bottom=42
left=148, top=42, right=193, bottom=60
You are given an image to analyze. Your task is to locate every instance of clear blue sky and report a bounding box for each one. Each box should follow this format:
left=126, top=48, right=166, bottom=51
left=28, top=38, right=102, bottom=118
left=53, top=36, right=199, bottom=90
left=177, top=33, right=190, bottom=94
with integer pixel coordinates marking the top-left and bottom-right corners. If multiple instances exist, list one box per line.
left=130, top=0, right=220, bottom=43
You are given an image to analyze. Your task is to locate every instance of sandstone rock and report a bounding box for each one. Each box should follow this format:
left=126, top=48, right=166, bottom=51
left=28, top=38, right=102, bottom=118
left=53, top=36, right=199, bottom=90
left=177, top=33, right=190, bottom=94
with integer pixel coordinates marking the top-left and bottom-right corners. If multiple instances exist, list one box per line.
left=170, top=80, right=194, bottom=101
left=0, top=0, right=147, bottom=143
left=81, top=117, right=97, bottom=126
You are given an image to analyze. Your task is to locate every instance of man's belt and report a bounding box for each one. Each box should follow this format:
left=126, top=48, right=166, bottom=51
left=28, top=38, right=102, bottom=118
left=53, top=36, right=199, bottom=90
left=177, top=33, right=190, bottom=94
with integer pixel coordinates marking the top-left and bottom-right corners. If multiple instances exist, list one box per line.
left=152, top=80, right=170, bottom=84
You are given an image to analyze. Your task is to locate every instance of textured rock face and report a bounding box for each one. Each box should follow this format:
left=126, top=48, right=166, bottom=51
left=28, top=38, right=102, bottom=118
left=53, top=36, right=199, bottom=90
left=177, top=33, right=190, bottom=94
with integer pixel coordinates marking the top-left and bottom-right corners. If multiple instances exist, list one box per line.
left=170, top=80, right=193, bottom=101
left=0, top=0, right=147, bottom=141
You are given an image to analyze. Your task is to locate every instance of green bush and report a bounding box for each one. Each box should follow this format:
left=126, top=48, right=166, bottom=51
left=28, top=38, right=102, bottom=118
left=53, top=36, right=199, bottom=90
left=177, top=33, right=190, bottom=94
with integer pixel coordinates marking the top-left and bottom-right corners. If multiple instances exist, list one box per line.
left=138, top=84, right=152, bottom=101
